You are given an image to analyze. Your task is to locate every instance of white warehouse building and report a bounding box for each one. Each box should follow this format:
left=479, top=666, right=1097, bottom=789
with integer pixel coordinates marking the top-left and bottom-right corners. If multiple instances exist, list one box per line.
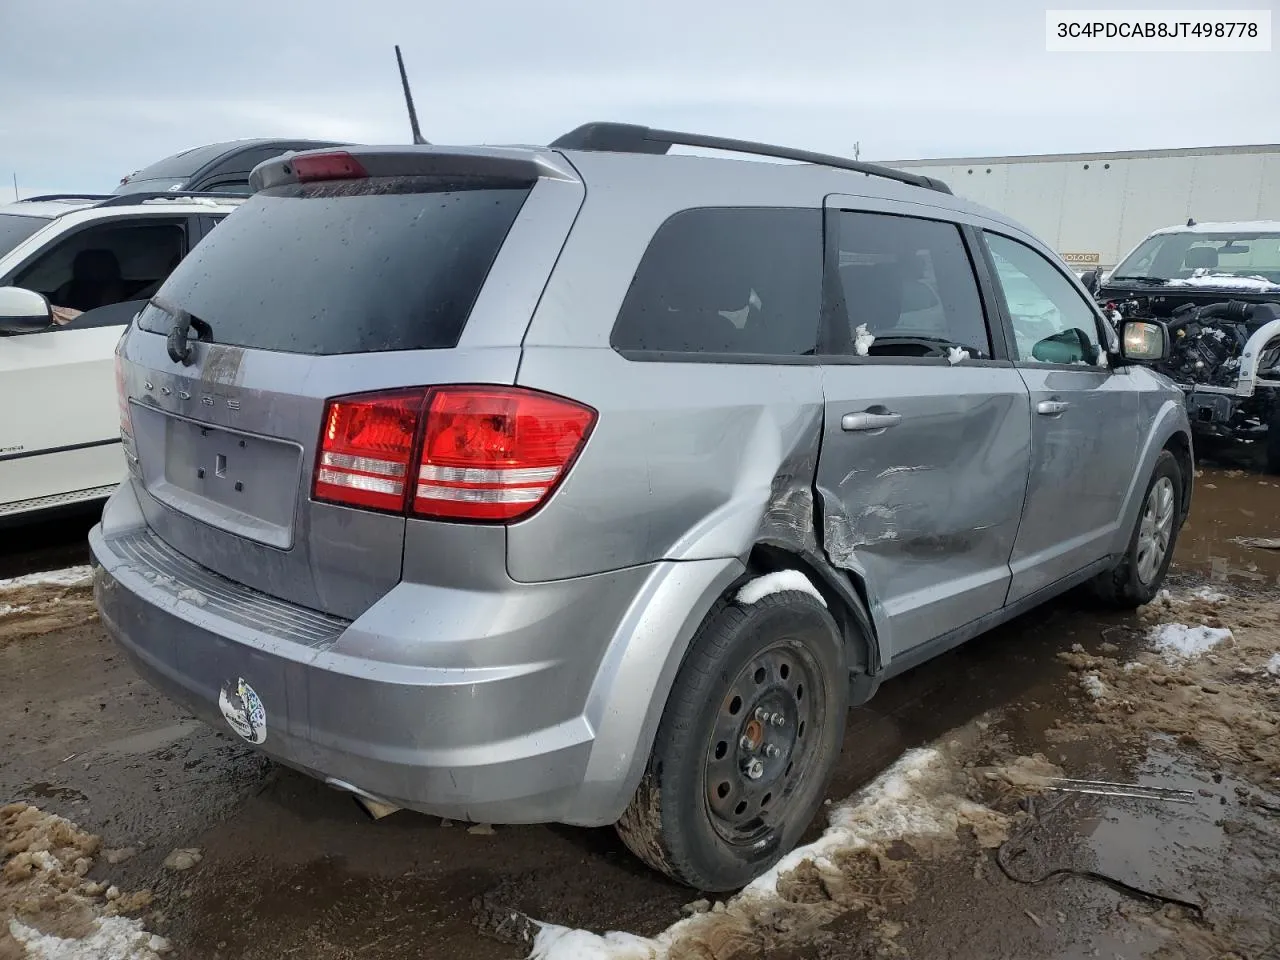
left=885, top=144, right=1280, bottom=271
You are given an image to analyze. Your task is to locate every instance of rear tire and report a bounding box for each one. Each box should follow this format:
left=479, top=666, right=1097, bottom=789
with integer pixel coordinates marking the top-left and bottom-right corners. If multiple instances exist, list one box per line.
left=1091, top=450, right=1183, bottom=609
left=615, top=590, right=848, bottom=892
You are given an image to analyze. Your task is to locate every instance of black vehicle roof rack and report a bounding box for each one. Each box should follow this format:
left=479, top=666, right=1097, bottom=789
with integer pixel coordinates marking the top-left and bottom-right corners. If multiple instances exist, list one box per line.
left=21, top=193, right=114, bottom=203
left=92, top=191, right=245, bottom=208
left=550, top=122, right=953, bottom=195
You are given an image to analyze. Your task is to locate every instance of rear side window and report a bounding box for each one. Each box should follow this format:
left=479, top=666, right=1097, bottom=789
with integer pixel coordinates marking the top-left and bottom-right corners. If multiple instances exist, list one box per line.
left=139, top=178, right=531, bottom=355
left=827, top=211, right=992, bottom=359
left=611, top=207, right=822, bottom=358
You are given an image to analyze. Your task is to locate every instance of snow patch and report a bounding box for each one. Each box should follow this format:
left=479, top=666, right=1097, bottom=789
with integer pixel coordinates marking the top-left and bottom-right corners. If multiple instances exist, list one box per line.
left=1149, top=623, right=1233, bottom=661
left=0, top=566, right=93, bottom=591
left=946, top=346, right=970, bottom=365
left=528, top=926, right=657, bottom=960
left=853, top=323, right=875, bottom=356
left=0, top=604, right=32, bottom=617
left=1165, top=274, right=1280, bottom=293
left=10, top=918, right=171, bottom=959
left=736, top=570, right=826, bottom=608
left=1188, top=586, right=1228, bottom=603
left=744, top=748, right=953, bottom=896
left=1081, top=674, right=1109, bottom=699
left=1265, top=653, right=1280, bottom=677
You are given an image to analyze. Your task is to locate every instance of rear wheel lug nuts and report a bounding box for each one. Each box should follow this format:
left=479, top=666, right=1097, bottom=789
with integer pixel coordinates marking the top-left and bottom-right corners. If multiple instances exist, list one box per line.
left=739, top=735, right=753, bottom=751
left=754, top=707, right=768, bottom=721
left=770, top=713, right=785, bottom=726
left=764, top=744, right=780, bottom=758
left=746, top=759, right=765, bottom=780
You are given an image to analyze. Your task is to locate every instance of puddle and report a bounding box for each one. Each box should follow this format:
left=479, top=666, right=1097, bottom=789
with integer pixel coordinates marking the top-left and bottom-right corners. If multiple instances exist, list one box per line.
left=1177, top=466, right=1280, bottom=586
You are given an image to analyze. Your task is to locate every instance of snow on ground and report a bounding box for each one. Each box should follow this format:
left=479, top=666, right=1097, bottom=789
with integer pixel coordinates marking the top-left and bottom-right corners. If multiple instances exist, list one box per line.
left=1164, top=274, right=1280, bottom=293
left=1080, top=674, right=1109, bottom=699
left=527, top=735, right=1054, bottom=960
left=1, top=805, right=166, bottom=959
left=1149, top=623, right=1233, bottom=661
left=1266, top=653, right=1280, bottom=677
left=735, top=570, right=826, bottom=608
left=11, top=917, right=170, bottom=960
left=0, top=566, right=93, bottom=592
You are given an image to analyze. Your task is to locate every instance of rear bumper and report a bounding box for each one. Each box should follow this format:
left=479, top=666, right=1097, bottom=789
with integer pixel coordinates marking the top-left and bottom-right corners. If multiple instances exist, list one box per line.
left=89, top=482, right=741, bottom=826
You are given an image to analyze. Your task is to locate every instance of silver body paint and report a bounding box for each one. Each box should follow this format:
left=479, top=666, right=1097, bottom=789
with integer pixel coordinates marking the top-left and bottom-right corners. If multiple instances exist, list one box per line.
left=90, top=143, right=1193, bottom=827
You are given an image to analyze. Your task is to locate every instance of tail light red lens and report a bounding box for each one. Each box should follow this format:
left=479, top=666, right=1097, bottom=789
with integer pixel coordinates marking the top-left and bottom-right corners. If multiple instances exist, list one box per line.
left=314, top=389, right=424, bottom=513
left=414, top=388, right=596, bottom=521
left=292, top=152, right=368, bottom=183
left=313, top=386, right=596, bottom=522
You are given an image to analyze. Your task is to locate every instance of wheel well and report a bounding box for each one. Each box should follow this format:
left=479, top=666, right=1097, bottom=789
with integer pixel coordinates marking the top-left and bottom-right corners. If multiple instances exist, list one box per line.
left=1163, top=432, right=1194, bottom=523
left=744, top=543, right=875, bottom=674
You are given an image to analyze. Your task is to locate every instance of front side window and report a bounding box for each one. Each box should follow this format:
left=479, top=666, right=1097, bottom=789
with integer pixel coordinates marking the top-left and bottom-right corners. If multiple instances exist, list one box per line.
left=10, top=219, right=188, bottom=331
left=827, top=211, right=992, bottom=359
left=611, top=207, right=822, bottom=358
left=984, top=232, right=1102, bottom=365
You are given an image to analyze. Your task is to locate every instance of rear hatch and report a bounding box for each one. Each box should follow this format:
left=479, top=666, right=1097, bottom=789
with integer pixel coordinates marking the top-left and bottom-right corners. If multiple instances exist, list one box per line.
left=116, top=147, right=585, bottom=618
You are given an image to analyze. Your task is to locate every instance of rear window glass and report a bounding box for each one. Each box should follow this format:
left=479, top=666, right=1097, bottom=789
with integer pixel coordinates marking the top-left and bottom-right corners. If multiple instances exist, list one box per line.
left=611, top=207, right=822, bottom=358
left=127, top=143, right=235, bottom=180
left=138, top=178, right=531, bottom=355
left=0, top=214, right=49, bottom=259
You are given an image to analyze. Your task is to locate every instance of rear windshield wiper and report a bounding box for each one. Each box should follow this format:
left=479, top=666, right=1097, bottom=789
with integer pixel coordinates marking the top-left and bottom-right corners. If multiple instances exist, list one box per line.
left=163, top=308, right=213, bottom=366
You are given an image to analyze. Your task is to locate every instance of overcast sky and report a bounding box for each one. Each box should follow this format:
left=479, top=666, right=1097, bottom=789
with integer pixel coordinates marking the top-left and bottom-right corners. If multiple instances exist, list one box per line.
left=1, top=0, right=1276, bottom=197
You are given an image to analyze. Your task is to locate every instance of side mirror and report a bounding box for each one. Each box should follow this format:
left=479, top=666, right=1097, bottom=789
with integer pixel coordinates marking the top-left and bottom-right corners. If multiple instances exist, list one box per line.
left=1119, top=319, right=1170, bottom=363
left=1079, top=268, right=1101, bottom=295
left=0, top=287, right=53, bottom=334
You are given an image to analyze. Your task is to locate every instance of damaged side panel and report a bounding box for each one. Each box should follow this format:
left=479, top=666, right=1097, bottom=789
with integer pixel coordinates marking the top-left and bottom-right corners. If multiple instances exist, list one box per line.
left=510, top=349, right=827, bottom=580
left=815, top=364, right=1033, bottom=663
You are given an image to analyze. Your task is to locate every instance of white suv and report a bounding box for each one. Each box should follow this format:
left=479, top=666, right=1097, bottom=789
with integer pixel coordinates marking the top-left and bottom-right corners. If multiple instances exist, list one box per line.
left=0, top=193, right=243, bottom=521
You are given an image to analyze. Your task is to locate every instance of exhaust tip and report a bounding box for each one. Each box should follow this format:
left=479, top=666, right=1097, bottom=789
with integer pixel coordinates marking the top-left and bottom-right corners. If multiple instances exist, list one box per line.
left=325, top=777, right=402, bottom=821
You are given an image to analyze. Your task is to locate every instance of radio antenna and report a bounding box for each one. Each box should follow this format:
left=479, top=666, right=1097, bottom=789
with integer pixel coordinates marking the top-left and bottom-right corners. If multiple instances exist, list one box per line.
left=395, top=45, right=427, bottom=145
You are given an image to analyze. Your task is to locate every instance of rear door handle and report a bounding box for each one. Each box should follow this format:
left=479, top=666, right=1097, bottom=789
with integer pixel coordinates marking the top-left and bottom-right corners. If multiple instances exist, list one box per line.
left=1037, top=400, right=1070, bottom=416
left=841, top=411, right=902, bottom=432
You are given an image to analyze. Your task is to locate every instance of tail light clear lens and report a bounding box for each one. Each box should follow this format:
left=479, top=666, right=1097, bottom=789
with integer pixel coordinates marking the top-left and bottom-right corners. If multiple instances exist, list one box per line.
left=413, top=388, right=596, bottom=521
left=312, top=386, right=595, bottom=522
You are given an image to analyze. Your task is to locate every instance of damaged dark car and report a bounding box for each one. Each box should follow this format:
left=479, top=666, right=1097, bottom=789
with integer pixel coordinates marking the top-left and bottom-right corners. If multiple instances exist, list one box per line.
left=1084, top=221, right=1280, bottom=472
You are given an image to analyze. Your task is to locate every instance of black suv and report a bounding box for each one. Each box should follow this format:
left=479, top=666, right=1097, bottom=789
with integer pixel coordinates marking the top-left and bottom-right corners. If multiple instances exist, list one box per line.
left=112, top=139, right=348, bottom=196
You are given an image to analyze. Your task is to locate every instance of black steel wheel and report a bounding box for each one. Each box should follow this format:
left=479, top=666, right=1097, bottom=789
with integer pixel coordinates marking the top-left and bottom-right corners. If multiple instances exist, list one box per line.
left=704, top=641, right=824, bottom=847
left=616, top=586, right=849, bottom=891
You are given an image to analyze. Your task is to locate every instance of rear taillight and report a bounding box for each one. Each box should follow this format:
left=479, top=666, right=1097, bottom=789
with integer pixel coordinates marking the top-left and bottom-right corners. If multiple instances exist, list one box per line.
left=115, top=352, right=138, bottom=469
left=314, top=389, right=422, bottom=513
left=292, top=151, right=368, bottom=183
left=415, top=388, right=596, bottom=521
left=313, top=387, right=596, bottom=523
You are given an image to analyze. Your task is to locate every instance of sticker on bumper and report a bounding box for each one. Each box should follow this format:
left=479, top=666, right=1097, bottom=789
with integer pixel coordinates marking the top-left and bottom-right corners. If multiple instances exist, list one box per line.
left=218, top=678, right=267, bottom=744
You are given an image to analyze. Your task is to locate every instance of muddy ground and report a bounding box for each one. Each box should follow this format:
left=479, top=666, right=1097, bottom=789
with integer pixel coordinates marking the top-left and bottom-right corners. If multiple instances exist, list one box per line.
left=2, top=465, right=1279, bottom=960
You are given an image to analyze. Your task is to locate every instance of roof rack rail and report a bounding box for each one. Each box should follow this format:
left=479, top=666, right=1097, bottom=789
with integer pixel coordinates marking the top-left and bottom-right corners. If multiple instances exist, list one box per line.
left=20, top=193, right=114, bottom=203
left=550, top=122, right=953, bottom=195
left=92, top=191, right=245, bottom=208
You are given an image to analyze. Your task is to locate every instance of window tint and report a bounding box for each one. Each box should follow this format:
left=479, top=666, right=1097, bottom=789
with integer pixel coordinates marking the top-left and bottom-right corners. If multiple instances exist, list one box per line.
left=11, top=220, right=187, bottom=330
left=0, top=214, right=49, bottom=259
left=139, top=178, right=531, bottom=355
left=204, top=181, right=254, bottom=196
left=829, top=212, right=991, bottom=359
left=611, top=207, right=821, bottom=357
left=984, top=233, right=1102, bottom=365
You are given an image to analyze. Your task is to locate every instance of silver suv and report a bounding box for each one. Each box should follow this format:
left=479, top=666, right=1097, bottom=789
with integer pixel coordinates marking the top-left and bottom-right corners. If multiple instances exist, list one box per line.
left=90, top=125, right=1193, bottom=891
